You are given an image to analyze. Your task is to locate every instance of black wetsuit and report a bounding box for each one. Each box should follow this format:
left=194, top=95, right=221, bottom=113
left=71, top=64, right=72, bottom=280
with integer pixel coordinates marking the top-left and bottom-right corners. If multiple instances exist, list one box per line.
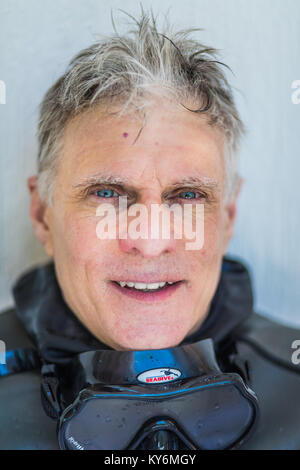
left=1, top=258, right=300, bottom=449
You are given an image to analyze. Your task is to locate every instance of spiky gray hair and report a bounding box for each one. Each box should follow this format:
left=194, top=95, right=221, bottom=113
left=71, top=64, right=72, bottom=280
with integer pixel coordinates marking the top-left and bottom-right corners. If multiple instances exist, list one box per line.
left=37, top=10, right=245, bottom=205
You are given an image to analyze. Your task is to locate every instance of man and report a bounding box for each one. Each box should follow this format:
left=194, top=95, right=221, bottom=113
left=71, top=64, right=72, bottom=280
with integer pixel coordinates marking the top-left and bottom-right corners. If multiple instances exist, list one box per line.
left=1, top=11, right=300, bottom=450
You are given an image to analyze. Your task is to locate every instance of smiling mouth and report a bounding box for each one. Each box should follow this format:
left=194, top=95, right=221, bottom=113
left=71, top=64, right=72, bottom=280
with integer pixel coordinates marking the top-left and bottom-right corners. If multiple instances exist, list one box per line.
left=112, top=280, right=182, bottom=293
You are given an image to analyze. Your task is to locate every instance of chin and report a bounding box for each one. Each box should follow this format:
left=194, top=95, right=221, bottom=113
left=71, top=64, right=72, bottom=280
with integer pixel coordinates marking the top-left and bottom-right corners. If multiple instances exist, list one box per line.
left=110, top=325, right=189, bottom=351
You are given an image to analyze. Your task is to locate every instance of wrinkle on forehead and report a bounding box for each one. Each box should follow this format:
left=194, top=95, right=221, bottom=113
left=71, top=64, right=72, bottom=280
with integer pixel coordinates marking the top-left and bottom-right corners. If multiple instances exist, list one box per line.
left=58, top=101, right=226, bottom=197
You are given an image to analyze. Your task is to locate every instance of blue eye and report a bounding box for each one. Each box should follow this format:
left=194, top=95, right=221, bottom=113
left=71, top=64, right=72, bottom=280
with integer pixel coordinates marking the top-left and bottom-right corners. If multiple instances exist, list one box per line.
left=178, top=191, right=198, bottom=200
left=96, top=189, right=119, bottom=198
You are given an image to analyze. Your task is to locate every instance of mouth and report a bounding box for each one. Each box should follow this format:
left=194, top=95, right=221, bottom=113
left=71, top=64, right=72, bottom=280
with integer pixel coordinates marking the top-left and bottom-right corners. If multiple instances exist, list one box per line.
left=110, top=280, right=184, bottom=301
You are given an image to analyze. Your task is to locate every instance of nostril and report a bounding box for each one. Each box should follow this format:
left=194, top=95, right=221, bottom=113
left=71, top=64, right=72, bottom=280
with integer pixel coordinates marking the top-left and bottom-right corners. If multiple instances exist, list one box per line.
left=118, top=236, right=176, bottom=258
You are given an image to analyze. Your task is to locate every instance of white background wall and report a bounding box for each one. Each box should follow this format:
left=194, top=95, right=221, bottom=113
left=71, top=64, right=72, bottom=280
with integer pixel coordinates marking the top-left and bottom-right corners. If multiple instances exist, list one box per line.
left=0, top=0, right=299, bottom=326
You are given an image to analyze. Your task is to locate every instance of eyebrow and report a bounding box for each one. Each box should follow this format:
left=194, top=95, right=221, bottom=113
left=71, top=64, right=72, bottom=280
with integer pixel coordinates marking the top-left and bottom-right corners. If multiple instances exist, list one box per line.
left=72, top=174, right=131, bottom=189
left=72, top=173, right=220, bottom=194
left=167, top=177, right=219, bottom=191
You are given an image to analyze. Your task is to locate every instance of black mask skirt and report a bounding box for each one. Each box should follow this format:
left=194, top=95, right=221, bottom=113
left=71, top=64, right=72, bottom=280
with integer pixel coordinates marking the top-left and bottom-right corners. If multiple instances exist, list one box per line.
left=40, top=338, right=259, bottom=450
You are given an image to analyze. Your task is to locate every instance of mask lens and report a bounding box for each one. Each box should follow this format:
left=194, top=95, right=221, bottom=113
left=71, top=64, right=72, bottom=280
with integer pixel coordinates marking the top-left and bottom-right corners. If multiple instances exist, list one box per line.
left=59, top=378, right=257, bottom=450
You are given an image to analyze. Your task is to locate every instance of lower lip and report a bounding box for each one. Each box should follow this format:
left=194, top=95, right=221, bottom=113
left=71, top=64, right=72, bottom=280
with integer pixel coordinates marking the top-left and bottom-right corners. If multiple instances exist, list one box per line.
left=110, top=281, right=184, bottom=302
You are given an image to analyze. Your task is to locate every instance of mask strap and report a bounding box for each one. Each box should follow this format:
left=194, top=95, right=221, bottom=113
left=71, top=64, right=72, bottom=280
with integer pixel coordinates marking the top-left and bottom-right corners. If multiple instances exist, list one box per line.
left=40, top=363, right=63, bottom=420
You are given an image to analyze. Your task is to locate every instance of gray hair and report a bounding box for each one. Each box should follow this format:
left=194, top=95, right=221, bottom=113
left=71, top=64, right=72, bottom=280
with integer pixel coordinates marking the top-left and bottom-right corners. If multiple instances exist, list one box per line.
left=37, top=10, right=245, bottom=205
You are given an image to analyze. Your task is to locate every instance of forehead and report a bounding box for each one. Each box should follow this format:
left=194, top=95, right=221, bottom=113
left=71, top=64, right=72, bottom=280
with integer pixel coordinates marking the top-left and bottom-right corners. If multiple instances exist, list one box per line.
left=59, top=101, right=226, bottom=188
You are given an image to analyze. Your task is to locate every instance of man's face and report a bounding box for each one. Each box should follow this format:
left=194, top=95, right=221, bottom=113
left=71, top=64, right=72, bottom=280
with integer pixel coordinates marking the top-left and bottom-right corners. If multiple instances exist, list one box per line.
left=31, top=100, right=238, bottom=350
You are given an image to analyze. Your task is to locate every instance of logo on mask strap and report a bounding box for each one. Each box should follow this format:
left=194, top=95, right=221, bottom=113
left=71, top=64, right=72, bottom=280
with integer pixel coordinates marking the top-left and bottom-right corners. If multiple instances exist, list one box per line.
left=137, top=367, right=182, bottom=384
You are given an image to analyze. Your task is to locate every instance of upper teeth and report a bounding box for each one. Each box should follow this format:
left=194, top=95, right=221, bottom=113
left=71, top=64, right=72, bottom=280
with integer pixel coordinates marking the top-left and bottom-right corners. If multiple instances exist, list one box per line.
left=117, top=281, right=174, bottom=290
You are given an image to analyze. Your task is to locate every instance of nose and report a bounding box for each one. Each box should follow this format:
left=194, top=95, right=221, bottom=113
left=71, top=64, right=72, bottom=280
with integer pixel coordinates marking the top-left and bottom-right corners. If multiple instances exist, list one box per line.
left=118, top=199, right=178, bottom=258
left=119, top=233, right=177, bottom=258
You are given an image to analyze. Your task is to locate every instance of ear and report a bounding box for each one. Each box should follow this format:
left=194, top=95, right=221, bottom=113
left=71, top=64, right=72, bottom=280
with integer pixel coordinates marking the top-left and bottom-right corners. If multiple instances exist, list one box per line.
left=222, top=177, right=243, bottom=255
left=27, top=175, right=54, bottom=257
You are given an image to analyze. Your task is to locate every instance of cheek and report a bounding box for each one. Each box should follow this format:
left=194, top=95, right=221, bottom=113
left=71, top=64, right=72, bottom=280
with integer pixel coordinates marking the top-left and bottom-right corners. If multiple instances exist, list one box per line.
left=200, top=209, right=225, bottom=259
left=52, top=212, right=117, bottom=266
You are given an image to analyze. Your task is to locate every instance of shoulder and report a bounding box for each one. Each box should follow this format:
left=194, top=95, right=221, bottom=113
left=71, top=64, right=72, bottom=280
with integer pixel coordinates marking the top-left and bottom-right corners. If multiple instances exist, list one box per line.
left=234, top=312, right=300, bottom=372
left=0, top=307, right=34, bottom=350
left=234, top=313, right=300, bottom=449
left=0, top=369, right=58, bottom=449
left=0, top=307, right=58, bottom=450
